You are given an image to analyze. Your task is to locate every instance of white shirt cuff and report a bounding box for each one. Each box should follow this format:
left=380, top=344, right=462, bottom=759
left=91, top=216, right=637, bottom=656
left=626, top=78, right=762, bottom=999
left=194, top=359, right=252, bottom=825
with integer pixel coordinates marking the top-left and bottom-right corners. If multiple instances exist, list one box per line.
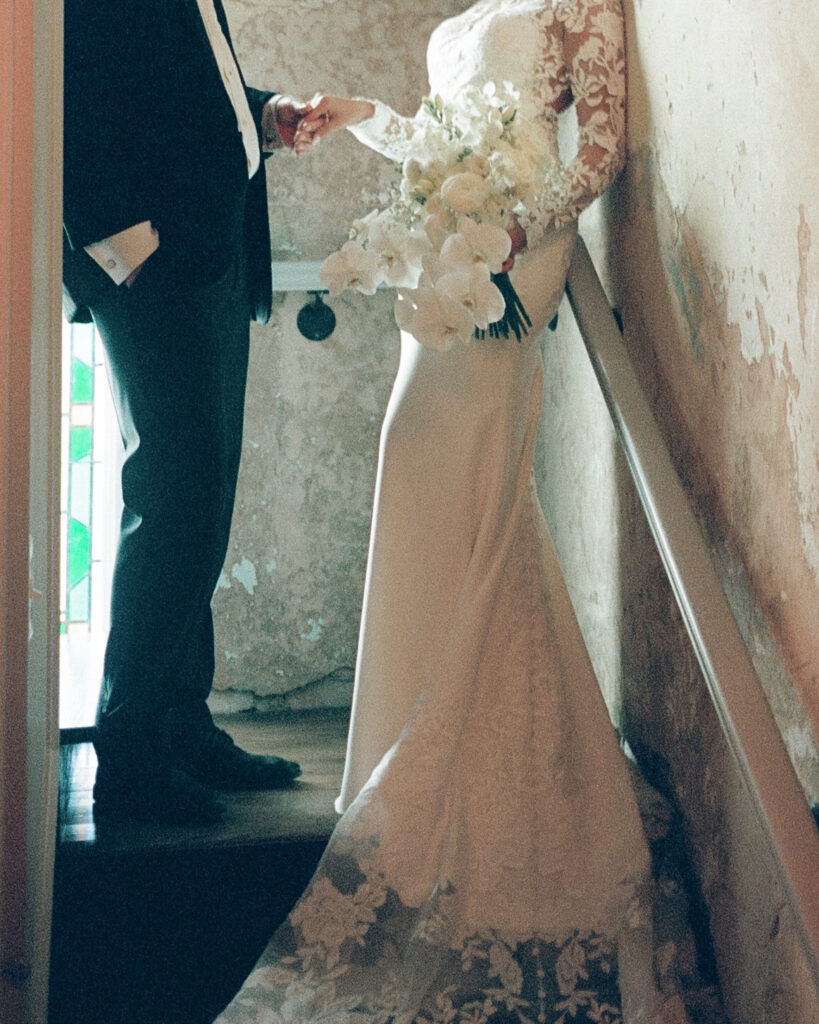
left=85, top=221, right=159, bottom=285
left=262, top=96, right=285, bottom=151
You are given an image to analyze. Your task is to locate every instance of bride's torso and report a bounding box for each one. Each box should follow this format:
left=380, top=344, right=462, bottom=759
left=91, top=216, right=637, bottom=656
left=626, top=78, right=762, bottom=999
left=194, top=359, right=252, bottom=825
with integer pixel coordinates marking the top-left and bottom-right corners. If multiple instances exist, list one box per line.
left=427, top=0, right=572, bottom=126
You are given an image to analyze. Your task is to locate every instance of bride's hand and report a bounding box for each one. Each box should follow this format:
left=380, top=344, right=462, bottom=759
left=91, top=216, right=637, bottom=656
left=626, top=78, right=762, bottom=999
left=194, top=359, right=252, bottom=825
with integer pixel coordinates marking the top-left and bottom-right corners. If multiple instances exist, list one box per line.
left=294, top=95, right=376, bottom=155
left=501, top=218, right=528, bottom=273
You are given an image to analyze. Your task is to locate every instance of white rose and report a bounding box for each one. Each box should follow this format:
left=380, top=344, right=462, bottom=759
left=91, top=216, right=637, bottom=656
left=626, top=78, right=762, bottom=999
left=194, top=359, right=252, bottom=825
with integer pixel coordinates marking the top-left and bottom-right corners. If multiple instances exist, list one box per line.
left=440, top=171, right=492, bottom=215
left=460, top=153, right=492, bottom=177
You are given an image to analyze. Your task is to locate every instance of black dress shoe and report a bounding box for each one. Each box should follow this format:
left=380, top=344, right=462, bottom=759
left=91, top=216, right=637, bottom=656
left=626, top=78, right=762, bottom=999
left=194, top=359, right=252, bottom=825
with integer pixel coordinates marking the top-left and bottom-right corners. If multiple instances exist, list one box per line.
left=93, top=760, right=226, bottom=826
left=94, top=711, right=225, bottom=826
left=167, top=711, right=302, bottom=791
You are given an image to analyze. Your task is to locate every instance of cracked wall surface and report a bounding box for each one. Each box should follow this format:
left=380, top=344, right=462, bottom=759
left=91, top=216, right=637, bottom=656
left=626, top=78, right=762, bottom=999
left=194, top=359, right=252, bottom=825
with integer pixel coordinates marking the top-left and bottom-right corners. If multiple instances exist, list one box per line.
left=210, top=1, right=467, bottom=710
left=536, top=2, right=818, bottom=1021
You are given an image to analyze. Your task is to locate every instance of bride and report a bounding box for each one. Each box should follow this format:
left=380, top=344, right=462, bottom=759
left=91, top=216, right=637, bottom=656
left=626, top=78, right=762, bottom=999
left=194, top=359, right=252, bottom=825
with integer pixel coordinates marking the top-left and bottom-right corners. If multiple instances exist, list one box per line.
left=217, top=1, right=684, bottom=1021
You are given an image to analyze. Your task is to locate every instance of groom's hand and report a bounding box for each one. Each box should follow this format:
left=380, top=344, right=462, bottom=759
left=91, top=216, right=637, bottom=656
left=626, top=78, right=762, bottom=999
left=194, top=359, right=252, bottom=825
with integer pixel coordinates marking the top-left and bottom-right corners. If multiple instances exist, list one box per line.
left=271, top=95, right=312, bottom=150
left=294, top=95, right=376, bottom=155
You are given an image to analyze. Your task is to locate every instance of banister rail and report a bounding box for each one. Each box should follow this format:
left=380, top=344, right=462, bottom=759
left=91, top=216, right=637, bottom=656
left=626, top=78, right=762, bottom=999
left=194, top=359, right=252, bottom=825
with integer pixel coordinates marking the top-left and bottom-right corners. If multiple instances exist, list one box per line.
left=565, top=234, right=819, bottom=993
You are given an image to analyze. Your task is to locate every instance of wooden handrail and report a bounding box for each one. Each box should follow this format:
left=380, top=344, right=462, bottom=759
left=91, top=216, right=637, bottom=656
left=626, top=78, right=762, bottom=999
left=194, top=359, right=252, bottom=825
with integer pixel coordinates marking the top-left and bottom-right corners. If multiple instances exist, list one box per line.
left=565, top=234, right=819, bottom=993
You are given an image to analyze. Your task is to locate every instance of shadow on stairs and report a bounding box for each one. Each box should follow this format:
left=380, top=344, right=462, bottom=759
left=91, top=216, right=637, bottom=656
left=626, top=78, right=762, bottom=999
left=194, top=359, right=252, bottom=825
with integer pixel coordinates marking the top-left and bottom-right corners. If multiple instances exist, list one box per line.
left=49, top=709, right=348, bottom=1024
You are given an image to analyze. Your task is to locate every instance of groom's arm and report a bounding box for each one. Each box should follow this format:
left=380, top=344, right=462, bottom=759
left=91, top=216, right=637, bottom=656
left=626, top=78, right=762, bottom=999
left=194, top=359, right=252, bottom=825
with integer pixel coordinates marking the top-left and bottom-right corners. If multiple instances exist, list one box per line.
left=65, top=1, right=307, bottom=286
left=86, top=90, right=307, bottom=287
left=63, top=0, right=158, bottom=255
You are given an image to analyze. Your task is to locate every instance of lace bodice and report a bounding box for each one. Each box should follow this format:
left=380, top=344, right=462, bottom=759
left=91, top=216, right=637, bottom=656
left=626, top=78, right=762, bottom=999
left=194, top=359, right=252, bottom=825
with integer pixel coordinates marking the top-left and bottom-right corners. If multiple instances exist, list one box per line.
left=350, top=0, right=626, bottom=231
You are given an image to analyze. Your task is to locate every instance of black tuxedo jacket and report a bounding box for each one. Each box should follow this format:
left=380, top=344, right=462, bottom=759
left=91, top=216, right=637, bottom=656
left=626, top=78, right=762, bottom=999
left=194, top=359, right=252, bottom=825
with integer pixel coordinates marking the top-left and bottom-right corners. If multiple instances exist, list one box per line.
left=63, top=0, right=275, bottom=324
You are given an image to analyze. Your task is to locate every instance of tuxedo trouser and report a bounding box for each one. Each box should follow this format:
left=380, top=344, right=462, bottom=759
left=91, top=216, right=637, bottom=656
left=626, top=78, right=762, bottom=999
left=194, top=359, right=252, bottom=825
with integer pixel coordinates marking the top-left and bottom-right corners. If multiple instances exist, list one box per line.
left=88, top=248, right=250, bottom=732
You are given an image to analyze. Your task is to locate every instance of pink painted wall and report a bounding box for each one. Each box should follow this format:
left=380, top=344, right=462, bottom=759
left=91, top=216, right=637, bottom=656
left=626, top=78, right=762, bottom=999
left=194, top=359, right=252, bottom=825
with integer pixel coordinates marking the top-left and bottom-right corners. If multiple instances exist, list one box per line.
left=617, top=0, right=818, bottom=742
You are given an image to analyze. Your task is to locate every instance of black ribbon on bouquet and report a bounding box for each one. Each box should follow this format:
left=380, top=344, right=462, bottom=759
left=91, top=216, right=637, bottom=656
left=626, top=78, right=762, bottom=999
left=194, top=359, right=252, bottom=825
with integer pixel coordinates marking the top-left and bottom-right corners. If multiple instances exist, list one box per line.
left=475, top=272, right=532, bottom=342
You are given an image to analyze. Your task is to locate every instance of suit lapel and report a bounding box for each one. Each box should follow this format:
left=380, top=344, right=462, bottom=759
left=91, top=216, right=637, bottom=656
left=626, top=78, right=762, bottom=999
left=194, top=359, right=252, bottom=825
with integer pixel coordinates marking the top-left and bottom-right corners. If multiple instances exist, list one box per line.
left=183, top=0, right=249, bottom=90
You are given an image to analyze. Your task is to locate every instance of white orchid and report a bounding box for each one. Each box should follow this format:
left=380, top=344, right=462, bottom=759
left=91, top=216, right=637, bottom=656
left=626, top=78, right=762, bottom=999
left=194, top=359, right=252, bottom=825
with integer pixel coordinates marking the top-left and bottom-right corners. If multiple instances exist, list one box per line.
left=436, top=263, right=506, bottom=332
left=439, top=220, right=511, bottom=275
left=394, top=285, right=474, bottom=351
left=366, top=217, right=430, bottom=288
left=319, top=240, right=381, bottom=296
left=423, top=213, right=451, bottom=251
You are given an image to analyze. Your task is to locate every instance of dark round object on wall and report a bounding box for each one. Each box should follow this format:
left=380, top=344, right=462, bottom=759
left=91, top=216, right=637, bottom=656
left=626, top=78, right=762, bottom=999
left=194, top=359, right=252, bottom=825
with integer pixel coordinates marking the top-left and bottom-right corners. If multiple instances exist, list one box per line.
left=297, top=292, right=336, bottom=341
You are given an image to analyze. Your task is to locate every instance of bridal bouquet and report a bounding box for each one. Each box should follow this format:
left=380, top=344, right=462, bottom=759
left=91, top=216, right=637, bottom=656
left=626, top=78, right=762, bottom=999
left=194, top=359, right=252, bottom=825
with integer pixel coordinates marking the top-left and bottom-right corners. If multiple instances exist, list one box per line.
left=319, top=82, right=569, bottom=350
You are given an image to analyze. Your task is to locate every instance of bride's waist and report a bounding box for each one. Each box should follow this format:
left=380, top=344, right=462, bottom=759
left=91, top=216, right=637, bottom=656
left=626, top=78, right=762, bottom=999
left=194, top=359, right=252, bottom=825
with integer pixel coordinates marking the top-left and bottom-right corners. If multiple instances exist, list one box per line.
left=523, top=221, right=577, bottom=262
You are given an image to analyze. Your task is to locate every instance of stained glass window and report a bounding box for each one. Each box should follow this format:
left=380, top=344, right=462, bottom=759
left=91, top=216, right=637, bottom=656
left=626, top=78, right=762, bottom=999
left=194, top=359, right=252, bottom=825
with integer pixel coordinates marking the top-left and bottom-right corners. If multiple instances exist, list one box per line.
left=62, top=322, right=95, bottom=632
left=60, top=319, right=121, bottom=728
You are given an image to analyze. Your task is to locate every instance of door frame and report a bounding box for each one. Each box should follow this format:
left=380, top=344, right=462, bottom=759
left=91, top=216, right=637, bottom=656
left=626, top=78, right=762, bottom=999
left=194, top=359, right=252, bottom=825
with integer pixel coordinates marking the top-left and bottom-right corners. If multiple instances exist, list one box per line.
left=1, top=1, right=63, bottom=1021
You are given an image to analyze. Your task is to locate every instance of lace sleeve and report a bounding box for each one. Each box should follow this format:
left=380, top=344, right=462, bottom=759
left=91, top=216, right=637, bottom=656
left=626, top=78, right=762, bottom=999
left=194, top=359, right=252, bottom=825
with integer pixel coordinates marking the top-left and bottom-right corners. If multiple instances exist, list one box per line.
left=548, top=0, right=627, bottom=229
left=347, top=99, right=419, bottom=163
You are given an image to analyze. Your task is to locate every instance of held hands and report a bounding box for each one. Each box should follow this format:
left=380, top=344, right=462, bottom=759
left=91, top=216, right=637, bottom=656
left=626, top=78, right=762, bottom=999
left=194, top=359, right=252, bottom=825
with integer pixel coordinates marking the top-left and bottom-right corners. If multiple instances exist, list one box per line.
left=274, top=95, right=314, bottom=149
left=293, top=95, right=376, bottom=155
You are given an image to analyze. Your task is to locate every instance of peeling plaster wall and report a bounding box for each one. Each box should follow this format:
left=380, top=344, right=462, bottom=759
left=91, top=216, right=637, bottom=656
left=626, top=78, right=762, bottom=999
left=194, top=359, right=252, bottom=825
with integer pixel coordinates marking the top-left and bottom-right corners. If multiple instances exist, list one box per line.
left=535, top=1, right=818, bottom=1020
left=210, top=0, right=468, bottom=711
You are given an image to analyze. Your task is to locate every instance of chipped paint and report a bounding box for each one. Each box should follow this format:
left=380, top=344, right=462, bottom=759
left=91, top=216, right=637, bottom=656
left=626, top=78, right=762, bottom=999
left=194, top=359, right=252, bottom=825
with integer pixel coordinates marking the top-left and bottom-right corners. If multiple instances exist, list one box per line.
left=663, top=246, right=706, bottom=363
left=537, top=3, right=818, bottom=1018
left=300, top=617, right=323, bottom=643
left=230, top=557, right=257, bottom=596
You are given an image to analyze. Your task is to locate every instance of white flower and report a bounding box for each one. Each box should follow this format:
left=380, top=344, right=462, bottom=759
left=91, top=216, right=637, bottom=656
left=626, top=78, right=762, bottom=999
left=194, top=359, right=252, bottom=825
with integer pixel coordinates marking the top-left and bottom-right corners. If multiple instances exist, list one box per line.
left=440, top=171, right=491, bottom=215
left=437, top=262, right=506, bottom=331
left=349, top=208, right=380, bottom=240
left=417, top=251, right=448, bottom=286
left=402, top=157, right=423, bottom=184
left=423, top=192, right=446, bottom=219
left=424, top=213, right=451, bottom=251
left=321, top=82, right=557, bottom=348
left=320, top=240, right=381, bottom=295
left=459, top=153, right=491, bottom=177
left=439, top=220, right=511, bottom=275
left=367, top=218, right=430, bottom=288
left=394, top=286, right=474, bottom=351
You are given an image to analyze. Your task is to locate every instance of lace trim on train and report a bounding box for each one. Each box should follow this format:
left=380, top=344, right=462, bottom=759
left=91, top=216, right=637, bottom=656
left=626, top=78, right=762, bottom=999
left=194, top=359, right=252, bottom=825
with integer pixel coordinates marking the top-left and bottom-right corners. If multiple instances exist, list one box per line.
left=227, top=849, right=647, bottom=1024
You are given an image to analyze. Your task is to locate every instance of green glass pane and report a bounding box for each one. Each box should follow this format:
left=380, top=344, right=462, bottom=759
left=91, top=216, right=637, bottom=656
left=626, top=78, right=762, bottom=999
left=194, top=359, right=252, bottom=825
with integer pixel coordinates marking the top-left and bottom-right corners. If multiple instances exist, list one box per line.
left=71, top=356, right=94, bottom=404
left=59, top=622, right=67, bottom=635
left=68, top=577, right=90, bottom=623
left=70, top=425, right=92, bottom=462
left=68, top=517, right=90, bottom=589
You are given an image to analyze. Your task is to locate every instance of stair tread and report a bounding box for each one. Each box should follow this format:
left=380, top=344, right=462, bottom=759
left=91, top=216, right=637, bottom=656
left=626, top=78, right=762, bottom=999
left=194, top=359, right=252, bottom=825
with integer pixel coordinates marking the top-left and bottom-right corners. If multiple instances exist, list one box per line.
left=58, top=708, right=349, bottom=855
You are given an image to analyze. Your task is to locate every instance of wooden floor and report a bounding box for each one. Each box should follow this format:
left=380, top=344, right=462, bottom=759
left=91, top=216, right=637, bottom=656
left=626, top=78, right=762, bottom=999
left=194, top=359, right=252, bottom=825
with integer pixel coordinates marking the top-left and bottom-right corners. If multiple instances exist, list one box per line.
left=58, top=708, right=349, bottom=851
left=50, top=709, right=350, bottom=1024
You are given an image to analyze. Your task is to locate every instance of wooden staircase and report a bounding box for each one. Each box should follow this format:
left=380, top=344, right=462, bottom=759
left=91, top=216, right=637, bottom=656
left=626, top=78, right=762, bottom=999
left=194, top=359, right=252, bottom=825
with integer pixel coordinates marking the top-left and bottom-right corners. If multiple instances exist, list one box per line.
left=49, top=709, right=348, bottom=1024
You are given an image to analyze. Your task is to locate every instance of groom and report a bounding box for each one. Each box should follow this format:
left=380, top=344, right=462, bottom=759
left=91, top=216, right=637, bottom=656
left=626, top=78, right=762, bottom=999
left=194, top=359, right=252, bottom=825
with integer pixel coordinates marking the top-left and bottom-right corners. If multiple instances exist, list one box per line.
left=63, top=0, right=309, bottom=825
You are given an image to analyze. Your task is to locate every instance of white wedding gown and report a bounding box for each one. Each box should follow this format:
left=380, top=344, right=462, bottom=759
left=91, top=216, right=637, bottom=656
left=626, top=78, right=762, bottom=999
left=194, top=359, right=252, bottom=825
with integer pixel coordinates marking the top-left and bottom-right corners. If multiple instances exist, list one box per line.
left=217, top=2, right=690, bottom=1021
